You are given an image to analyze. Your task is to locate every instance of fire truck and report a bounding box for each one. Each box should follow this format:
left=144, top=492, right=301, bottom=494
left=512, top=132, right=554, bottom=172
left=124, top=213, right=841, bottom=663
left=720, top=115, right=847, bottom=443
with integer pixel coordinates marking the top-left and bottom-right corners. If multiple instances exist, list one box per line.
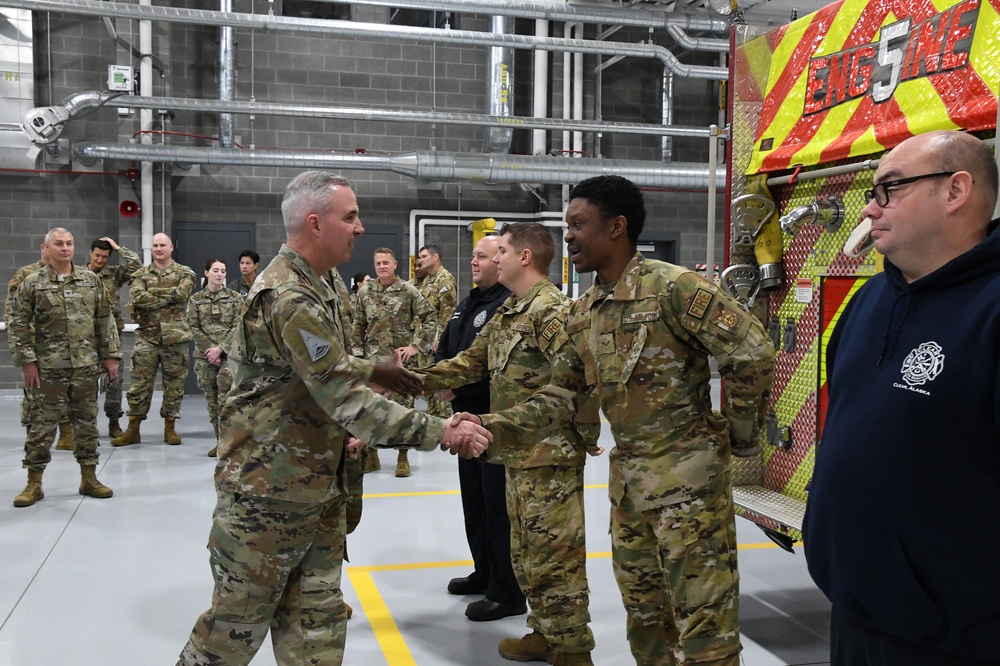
left=724, top=0, right=999, bottom=550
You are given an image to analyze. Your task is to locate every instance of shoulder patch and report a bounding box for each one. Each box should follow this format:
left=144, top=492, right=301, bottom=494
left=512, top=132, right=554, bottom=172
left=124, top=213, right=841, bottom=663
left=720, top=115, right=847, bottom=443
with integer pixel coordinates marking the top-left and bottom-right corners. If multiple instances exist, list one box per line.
left=541, top=318, right=562, bottom=342
left=299, top=329, right=331, bottom=361
left=687, top=288, right=713, bottom=321
left=709, top=303, right=742, bottom=333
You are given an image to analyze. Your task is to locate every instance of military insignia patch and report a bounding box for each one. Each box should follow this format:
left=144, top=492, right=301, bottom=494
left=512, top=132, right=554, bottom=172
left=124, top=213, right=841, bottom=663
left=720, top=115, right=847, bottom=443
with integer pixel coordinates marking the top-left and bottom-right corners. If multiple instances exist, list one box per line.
left=541, top=319, right=562, bottom=341
left=687, top=288, right=713, bottom=320
left=299, top=329, right=331, bottom=361
left=710, top=304, right=740, bottom=332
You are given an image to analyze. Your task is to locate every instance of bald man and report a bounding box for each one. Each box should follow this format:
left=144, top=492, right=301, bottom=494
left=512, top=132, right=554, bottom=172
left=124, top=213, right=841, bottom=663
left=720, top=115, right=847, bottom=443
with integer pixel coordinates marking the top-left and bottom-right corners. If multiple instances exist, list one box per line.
left=805, top=130, right=1000, bottom=665
left=113, top=232, right=196, bottom=446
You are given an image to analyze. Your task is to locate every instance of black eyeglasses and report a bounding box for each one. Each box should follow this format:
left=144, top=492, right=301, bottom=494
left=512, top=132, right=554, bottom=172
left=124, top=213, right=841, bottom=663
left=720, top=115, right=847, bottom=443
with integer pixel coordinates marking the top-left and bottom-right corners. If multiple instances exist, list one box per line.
left=864, top=172, right=955, bottom=207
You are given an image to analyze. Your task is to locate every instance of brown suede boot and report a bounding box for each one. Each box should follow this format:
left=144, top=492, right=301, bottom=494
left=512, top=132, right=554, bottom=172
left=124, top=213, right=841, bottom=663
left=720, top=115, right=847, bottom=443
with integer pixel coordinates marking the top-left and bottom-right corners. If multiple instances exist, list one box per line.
left=549, top=651, right=595, bottom=666
left=395, top=449, right=411, bottom=477
left=55, top=422, right=74, bottom=450
left=208, top=423, right=219, bottom=457
left=363, top=449, right=381, bottom=473
left=498, top=631, right=552, bottom=662
left=108, top=418, right=124, bottom=439
left=79, top=464, right=113, bottom=499
left=112, top=416, right=142, bottom=446
left=13, top=469, right=44, bottom=507
left=164, top=417, right=182, bottom=445
left=345, top=602, right=353, bottom=619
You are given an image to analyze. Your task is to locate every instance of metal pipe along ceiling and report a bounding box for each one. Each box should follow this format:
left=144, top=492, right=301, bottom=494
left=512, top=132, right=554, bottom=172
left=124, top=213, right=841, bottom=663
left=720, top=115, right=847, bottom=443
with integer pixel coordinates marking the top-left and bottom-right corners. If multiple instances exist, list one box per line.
left=345, top=0, right=730, bottom=33
left=483, top=15, right=515, bottom=154
left=4, top=0, right=728, bottom=80
left=51, top=91, right=715, bottom=138
left=74, top=142, right=726, bottom=189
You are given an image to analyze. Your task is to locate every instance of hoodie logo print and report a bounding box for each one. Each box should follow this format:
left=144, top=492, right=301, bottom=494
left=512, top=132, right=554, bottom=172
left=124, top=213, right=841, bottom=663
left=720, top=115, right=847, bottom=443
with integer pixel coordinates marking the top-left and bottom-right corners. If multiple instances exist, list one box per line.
left=900, top=341, right=944, bottom=386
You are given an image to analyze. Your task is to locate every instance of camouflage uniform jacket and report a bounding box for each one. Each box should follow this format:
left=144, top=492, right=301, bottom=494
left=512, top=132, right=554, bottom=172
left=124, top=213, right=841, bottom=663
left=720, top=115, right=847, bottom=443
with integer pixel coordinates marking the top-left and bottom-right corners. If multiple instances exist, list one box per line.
left=418, top=267, right=458, bottom=343
left=217, top=245, right=447, bottom=503
left=187, top=286, right=243, bottom=357
left=92, top=245, right=142, bottom=332
left=418, top=278, right=599, bottom=469
left=351, top=276, right=435, bottom=360
left=228, top=276, right=255, bottom=300
left=127, top=260, right=197, bottom=346
left=482, top=253, right=774, bottom=509
left=8, top=264, right=121, bottom=369
left=5, top=260, right=45, bottom=326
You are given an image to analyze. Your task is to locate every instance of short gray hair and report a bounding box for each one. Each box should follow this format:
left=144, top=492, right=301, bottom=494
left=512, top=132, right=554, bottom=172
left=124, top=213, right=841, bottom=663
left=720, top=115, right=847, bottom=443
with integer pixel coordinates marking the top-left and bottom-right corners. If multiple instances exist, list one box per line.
left=281, top=171, right=351, bottom=235
left=43, top=227, right=72, bottom=244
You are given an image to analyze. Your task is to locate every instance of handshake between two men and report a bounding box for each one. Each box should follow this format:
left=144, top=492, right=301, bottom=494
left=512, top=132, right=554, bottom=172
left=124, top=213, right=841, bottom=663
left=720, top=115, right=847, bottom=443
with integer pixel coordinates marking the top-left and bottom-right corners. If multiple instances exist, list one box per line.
left=370, top=360, right=489, bottom=460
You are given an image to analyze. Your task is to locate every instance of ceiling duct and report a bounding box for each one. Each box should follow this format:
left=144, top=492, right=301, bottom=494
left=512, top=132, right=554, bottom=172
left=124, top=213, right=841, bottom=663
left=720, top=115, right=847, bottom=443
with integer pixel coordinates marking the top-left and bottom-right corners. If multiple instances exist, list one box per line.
left=483, top=16, right=515, bottom=155
left=3, top=0, right=727, bottom=80
left=74, top=142, right=726, bottom=189
left=23, top=92, right=714, bottom=145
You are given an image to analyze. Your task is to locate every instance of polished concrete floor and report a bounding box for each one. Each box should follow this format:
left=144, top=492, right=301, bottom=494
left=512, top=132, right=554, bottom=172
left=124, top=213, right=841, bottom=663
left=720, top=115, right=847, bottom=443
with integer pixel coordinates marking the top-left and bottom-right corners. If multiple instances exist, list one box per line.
left=0, top=391, right=830, bottom=665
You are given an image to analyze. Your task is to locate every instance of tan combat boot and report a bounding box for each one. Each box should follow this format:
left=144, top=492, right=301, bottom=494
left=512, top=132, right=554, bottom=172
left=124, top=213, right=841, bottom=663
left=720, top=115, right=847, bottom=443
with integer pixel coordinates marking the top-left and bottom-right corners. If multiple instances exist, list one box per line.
left=363, top=449, right=381, bottom=473
left=112, top=416, right=142, bottom=446
left=13, top=469, right=44, bottom=507
left=345, top=602, right=353, bottom=619
left=549, top=651, right=595, bottom=666
left=498, top=631, right=552, bottom=662
left=79, top=464, right=113, bottom=499
left=55, top=422, right=74, bottom=450
left=208, top=423, right=219, bottom=457
left=164, top=417, right=182, bottom=445
left=395, top=449, right=411, bottom=477
left=108, top=418, right=124, bottom=439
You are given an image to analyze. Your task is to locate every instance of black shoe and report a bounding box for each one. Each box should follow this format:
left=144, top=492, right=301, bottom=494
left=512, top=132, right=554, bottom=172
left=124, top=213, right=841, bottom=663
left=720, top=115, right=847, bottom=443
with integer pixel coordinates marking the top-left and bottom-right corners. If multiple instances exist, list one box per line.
left=465, top=598, right=527, bottom=622
left=447, top=575, right=487, bottom=596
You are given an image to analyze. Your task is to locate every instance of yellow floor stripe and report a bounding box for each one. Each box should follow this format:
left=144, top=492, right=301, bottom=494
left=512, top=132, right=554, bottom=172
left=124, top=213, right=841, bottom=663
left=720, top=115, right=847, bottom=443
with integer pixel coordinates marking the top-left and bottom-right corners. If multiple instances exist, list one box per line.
left=348, top=540, right=803, bottom=663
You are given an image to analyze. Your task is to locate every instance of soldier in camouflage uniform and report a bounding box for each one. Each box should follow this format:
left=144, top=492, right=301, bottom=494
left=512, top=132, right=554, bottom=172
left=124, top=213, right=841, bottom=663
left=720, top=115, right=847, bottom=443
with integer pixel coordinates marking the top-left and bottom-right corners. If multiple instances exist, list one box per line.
left=5, top=241, right=73, bottom=448
left=187, top=258, right=243, bottom=457
left=351, top=247, right=436, bottom=477
left=228, top=249, right=260, bottom=300
left=177, top=171, right=491, bottom=666
left=458, top=176, right=775, bottom=666
left=8, top=228, right=121, bottom=507
left=86, top=237, right=142, bottom=438
left=113, top=232, right=197, bottom=447
left=415, top=223, right=600, bottom=666
left=415, top=244, right=457, bottom=419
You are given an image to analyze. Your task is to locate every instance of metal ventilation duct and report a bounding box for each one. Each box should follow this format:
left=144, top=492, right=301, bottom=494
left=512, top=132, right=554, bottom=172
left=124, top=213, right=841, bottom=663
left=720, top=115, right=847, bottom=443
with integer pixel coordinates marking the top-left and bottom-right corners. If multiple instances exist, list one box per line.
left=484, top=16, right=515, bottom=154
left=74, top=142, right=726, bottom=189
left=3, top=0, right=728, bottom=80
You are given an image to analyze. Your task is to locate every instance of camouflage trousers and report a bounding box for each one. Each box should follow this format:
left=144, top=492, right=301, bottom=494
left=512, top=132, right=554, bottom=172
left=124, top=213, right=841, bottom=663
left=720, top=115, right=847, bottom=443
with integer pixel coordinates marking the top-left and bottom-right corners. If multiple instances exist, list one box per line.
left=178, top=491, right=349, bottom=666
left=102, top=366, right=124, bottom=419
left=611, top=474, right=741, bottom=666
left=127, top=341, right=189, bottom=419
left=193, top=358, right=233, bottom=428
left=22, top=365, right=101, bottom=470
left=506, top=464, right=594, bottom=653
left=345, top=449, right=366, bottom=536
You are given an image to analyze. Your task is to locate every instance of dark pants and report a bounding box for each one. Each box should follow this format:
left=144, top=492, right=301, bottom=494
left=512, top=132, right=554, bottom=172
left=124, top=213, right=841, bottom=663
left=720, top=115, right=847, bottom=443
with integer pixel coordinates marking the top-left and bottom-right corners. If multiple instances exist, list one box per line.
left=831, top=607, right=999, bottom=666
left=458, top=456, right=524, bottom=606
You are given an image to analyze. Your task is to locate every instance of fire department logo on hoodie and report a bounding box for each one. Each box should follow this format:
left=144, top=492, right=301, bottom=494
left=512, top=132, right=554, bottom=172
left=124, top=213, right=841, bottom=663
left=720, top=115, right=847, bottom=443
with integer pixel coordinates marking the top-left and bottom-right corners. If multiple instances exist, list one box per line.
left=900, top=341, right=945, bottom=387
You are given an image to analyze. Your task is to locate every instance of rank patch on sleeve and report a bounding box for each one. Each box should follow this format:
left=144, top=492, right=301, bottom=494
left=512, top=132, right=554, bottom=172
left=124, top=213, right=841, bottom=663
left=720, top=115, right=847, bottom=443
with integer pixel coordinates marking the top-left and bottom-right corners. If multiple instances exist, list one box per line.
left=299, top=329, right=331, bottom=361
left=687, top=288, right=713, bottom=320
left=541, top=318, right=562, bottom=342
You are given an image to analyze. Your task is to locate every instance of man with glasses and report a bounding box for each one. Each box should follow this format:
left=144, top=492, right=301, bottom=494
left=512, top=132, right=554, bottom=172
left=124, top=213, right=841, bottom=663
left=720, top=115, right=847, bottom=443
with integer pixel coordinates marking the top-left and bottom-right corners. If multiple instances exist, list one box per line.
left=804, top=130, right=1000, bottom=665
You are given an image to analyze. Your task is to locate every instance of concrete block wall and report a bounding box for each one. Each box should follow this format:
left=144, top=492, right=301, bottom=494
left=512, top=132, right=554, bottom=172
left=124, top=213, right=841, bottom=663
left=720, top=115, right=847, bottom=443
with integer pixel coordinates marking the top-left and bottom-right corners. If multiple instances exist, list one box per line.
left=0, top=8, right=729, bottom=386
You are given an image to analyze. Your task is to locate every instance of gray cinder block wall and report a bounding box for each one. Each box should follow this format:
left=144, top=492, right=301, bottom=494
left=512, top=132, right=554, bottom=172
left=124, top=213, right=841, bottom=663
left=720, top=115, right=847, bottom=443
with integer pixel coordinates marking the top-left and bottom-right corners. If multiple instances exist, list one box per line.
left=0, top=8, right=727, bottom=387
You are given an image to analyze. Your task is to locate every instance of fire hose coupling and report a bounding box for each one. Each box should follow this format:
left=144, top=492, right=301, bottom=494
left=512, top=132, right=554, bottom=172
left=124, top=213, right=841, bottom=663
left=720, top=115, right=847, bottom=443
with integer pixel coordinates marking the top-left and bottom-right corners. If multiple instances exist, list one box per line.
left=778, top=196, right=845, bottom=236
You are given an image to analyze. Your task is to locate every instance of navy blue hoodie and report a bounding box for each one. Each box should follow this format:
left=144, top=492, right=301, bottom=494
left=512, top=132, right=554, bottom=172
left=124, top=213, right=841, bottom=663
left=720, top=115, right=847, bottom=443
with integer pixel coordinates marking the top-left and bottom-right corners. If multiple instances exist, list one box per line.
left=804, top=220, right=1000, bottom=660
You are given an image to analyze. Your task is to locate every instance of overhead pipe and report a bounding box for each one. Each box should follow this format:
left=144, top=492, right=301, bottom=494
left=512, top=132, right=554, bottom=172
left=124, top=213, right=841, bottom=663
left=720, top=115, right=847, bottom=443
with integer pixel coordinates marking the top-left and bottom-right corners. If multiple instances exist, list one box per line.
left=661, top=70, right=674, bottom=162
left=74, top=142, right=726, bottom=189
left=483, top=16, right=514, bottom=154
left=666, top=24, right=729, bottom=52
left=25, top=91, right=712, bottom=142
left=139, top=0, right=153, bottom=262
left=3, top=0, right=728, bottom=80
left=531, top=19, right=548, bottom=156
left=218, top=0, right=236, bottom=148
left=346, top=0, right=730, bottom=33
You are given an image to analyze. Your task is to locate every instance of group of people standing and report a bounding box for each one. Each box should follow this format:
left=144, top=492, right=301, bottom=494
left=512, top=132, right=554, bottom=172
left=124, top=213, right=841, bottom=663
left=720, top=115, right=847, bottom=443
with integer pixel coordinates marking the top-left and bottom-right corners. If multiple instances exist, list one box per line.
left=5, top=232, right=264, bottom=505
